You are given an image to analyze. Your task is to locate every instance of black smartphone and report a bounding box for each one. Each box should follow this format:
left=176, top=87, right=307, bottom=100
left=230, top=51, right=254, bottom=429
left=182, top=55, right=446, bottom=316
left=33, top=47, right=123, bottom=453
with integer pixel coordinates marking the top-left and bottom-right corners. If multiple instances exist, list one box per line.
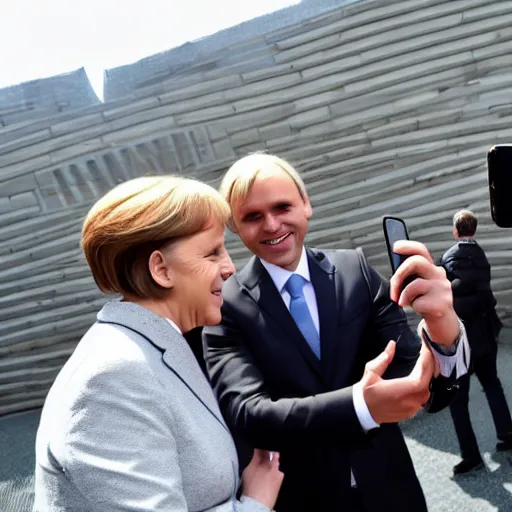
left=488, top=144, right=512, bottom=228
left=383, top=216, right=410, bottom=273
left=383, top=216, right=416, bottom=290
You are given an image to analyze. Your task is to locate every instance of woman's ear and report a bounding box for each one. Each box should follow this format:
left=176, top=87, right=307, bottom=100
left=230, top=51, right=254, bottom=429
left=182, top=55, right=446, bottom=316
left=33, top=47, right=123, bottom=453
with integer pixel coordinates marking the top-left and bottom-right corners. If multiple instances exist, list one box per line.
left=148, top=250, right=174, bottom=289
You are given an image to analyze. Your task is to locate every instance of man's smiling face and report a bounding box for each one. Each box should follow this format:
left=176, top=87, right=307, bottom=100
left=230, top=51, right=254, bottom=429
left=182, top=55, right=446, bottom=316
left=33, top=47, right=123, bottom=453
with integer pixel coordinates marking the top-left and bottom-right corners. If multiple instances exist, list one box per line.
left=230, top=168, right=312, bottom=271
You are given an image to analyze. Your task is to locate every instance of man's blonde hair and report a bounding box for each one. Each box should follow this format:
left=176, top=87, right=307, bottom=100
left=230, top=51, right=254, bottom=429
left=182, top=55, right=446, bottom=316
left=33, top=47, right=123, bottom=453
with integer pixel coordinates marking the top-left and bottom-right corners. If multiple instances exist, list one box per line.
left=82, top=176, right=230, bottom=299
left=220, top=153, right=308, bottom=215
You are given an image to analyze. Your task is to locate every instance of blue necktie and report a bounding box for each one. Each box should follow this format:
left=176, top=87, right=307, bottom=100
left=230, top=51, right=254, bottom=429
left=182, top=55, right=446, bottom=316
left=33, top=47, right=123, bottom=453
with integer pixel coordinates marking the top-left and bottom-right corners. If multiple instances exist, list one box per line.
left=285, top=274, right=321, bottom=359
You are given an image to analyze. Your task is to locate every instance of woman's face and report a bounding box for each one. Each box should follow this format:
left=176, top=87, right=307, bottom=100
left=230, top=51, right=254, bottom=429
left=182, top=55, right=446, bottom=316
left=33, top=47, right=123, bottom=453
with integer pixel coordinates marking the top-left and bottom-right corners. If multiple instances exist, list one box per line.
left=164, top=221, right=235, bottom=332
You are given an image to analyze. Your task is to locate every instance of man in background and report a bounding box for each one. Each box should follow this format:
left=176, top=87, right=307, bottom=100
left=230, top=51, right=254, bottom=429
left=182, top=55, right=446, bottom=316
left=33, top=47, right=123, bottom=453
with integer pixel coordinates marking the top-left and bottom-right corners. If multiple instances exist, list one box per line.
left=440, top=209, right=512, bottom=475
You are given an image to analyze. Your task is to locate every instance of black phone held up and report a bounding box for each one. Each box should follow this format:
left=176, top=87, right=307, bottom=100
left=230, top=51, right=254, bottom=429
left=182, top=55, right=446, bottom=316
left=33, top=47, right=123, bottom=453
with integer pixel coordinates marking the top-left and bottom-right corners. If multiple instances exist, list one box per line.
left=383, top=216, right=416, bottom=290
left=383, top=216, right=410, bottom=273
left=488, top=144, right=512, bottom=228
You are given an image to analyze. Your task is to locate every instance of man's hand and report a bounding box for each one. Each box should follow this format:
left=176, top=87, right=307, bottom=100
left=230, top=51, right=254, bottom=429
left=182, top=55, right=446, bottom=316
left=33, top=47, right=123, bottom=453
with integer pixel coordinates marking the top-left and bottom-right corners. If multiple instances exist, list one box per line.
left=390, top=240, right=460, bottom=347
left=362, top=341, right=434, bottom=424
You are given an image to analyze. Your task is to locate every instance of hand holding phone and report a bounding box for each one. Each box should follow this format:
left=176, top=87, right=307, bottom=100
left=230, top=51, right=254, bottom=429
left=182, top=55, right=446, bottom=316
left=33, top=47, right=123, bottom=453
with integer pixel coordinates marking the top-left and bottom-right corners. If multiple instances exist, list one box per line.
left=382, top=219, right=460, bottom=344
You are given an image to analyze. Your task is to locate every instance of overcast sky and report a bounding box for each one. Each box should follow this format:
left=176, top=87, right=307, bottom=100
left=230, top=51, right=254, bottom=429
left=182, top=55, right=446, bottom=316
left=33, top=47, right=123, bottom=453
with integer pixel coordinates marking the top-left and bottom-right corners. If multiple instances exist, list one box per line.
left=0, top=0, right=298, bottom=99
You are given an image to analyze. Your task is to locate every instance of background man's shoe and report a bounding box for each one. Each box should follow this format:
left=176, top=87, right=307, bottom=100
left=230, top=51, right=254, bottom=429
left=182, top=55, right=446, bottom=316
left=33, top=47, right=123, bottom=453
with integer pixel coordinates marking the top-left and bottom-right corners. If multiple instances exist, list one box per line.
left=497, top=432, right=512, bottom=451
left=496, top=439, right=512, bottom=451
left=453, top=458, right=484, bottom=475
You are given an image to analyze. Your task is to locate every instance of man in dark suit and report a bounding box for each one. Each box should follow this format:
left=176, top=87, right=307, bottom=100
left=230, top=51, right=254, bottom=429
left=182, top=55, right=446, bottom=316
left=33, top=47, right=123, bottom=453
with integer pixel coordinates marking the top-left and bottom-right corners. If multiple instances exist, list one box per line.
left=440, top=209, right=512, bottom=475
left=203, top=154, right=469, bottom=511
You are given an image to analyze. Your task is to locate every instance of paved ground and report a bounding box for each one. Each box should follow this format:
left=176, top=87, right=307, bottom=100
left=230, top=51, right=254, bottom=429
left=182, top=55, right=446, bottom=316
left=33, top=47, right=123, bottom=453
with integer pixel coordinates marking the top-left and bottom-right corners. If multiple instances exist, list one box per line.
left=1, top=336, right=512, bottom=511
left=401, top=338, right=512, bottom=512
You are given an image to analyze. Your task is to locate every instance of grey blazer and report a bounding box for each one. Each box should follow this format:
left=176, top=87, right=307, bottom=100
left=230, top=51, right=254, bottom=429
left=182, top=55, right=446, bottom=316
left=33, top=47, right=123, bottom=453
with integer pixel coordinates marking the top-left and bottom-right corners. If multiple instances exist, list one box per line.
left=33, top=301, right=270, bottom=512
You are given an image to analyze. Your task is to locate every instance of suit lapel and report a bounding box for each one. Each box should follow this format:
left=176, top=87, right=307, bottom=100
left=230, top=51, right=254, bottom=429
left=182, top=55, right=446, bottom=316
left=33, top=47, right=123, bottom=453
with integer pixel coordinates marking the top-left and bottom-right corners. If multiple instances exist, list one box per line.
left=308, top=250, right=341, bottom=386
left=97, top=301, right=228, bottom=431
left=239, top=256, right=324, bottom=379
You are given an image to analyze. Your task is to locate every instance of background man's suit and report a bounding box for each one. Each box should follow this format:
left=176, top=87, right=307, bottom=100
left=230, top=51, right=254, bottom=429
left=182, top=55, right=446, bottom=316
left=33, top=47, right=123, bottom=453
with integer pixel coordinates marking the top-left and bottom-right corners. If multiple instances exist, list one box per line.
left=440, top=240, right=512, bottom=462
left=204, top=248, right=450, bottom=511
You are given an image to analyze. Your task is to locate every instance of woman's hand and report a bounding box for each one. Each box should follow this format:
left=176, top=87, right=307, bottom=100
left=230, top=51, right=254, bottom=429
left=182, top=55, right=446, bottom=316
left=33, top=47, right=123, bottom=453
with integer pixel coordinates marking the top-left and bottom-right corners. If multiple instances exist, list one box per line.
left=241, top=449, right=284, bottom=510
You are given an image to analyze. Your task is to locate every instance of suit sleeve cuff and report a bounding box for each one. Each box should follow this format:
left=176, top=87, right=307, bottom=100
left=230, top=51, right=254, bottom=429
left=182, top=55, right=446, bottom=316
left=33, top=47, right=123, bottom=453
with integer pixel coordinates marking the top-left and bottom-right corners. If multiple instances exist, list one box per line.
left=418, top=319, right=470, bottom=379
left=352, top=381, right=380, bottom=432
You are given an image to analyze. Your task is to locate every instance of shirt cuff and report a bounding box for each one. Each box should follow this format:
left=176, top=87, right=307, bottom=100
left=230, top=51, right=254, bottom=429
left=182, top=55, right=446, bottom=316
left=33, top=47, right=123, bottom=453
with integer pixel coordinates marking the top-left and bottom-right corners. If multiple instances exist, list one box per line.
left=418, top=319, right=470, bottom=379
left=353, top=381, right=380, bottom=432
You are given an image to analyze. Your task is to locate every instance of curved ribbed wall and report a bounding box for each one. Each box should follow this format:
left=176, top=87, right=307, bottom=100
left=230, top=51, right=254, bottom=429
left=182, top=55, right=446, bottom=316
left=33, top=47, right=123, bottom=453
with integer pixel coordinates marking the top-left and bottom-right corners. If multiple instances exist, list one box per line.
left=1, top=0, right=511, bottom=414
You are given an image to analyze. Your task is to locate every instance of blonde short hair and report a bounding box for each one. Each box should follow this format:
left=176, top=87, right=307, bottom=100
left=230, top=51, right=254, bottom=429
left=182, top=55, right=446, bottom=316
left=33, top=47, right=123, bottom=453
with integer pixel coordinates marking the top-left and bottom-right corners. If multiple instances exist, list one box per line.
left=220, top=153, right=308, bottom=214
left=82, top=176, right=230, bottom=299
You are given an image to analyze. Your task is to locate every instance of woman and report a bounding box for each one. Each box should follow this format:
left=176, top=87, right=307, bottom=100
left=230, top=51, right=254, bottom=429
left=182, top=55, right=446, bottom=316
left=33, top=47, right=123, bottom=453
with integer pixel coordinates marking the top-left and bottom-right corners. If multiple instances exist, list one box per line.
left=33, top=176, right=283, bottom=511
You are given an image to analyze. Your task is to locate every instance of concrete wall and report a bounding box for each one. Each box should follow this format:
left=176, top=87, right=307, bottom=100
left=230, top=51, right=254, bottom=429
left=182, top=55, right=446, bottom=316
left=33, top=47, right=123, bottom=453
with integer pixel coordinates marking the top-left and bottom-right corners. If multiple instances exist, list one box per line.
left=103, top=0, right=361, bottom=101
left=1, top=0, right=512, bottom=414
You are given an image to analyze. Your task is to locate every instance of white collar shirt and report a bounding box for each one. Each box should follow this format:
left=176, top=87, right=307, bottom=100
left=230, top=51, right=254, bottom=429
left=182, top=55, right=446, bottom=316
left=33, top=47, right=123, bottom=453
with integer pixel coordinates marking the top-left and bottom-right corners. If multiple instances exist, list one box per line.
left=260, top=246, right=319, bottom=334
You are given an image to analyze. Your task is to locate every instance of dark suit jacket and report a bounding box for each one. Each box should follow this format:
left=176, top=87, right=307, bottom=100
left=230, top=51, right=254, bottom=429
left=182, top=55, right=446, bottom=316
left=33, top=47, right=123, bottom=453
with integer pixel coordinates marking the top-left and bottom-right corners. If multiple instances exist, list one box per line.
left=440, top=240, right=501, bottom=358
left=203, top=248, right=429, bottom=511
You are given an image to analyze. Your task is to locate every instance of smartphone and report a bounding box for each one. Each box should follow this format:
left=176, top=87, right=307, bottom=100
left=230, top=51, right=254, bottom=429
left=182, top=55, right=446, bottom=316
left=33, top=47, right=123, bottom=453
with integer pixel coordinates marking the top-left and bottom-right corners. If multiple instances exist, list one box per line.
left=488, top=144, right=512, bottom=228
left=383, top=216, right=410, bottom=273
left=383, top=216, right=416, bottom=289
